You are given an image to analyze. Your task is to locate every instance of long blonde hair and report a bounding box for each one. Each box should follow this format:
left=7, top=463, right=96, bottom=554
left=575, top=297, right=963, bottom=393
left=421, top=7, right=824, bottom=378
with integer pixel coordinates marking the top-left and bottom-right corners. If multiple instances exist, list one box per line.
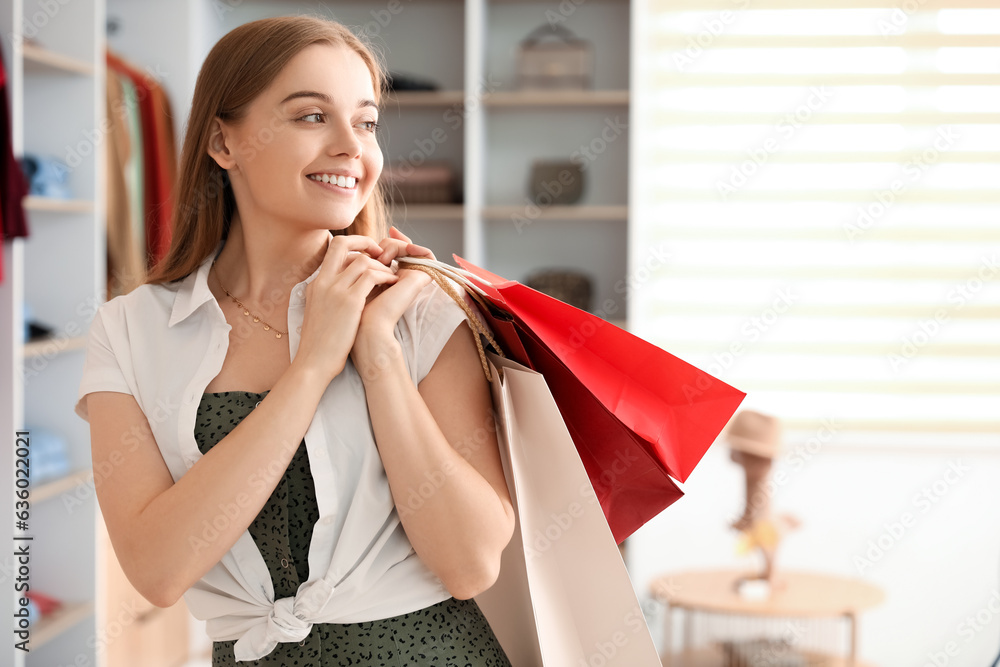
left=147, top=15, right=389, bottom=284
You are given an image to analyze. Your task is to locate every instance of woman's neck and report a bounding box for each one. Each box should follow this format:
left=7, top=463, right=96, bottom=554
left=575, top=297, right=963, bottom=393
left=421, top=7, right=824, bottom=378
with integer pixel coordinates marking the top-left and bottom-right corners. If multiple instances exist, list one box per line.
left=212, top=211, right=331, bottom=306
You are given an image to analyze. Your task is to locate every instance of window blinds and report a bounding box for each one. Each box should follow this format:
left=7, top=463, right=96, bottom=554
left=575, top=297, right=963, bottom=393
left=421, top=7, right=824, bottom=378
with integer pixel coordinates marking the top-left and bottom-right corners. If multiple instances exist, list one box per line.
left=631, top=0, right=1000, bottom=449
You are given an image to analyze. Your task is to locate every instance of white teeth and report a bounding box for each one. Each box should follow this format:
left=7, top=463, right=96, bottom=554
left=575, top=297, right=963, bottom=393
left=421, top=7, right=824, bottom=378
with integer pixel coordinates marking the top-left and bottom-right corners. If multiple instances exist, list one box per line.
left=309, top=174, right=357, bottom=189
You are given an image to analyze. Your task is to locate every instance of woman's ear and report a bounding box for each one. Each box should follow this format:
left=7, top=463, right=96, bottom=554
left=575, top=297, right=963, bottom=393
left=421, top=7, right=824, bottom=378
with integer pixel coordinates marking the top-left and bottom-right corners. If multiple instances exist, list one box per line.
left=207, top=117, right=237, bottom=170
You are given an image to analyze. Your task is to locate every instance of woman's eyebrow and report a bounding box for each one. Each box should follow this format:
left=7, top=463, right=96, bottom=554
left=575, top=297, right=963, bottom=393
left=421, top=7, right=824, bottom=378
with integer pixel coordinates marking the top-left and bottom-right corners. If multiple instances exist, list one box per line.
left=279, top=91, right=379, bottom=110
left=280, top=90, right=332, bottom=105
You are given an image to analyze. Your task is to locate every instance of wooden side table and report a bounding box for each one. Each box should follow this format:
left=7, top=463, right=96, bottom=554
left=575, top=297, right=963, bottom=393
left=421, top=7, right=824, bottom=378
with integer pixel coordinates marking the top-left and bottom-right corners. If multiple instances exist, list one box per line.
left=650, top=569, right=884, bottom=667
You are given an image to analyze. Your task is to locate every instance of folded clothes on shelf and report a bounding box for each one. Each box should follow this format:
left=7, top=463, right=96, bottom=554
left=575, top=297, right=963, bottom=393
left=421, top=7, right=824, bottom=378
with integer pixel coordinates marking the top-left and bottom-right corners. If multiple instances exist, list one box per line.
left=24, top=598, right=39, bottom=626
left=20, top=154, right=72, bottom=199
left=25, top=590, right=63, bottom=623
left=386, top=71, right=440, bottom=91
left=22, top=303, right=54, bottom=343
left=23, top=425, right=71, bottom=486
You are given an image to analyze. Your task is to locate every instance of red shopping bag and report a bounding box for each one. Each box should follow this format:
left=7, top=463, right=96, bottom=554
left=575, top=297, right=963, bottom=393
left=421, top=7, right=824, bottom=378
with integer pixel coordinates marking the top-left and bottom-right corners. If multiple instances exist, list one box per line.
left=404, top=256, right=746, bottom=542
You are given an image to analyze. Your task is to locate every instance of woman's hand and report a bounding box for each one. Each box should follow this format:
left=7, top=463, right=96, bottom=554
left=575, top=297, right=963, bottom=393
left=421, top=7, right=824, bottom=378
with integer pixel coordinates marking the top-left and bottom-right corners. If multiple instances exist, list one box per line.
left=360, top=227, right=437, bottom=331
left=350, top=228, right=437, bottom=370
left=293, top=234, right=399, bottom=382
left=372, top=226, right=437, bottom=266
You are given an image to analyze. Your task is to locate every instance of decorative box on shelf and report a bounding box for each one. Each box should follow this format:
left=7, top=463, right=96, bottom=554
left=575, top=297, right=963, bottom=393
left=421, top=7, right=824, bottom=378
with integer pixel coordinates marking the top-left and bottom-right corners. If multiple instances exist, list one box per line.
left=381, top=160, right=457, bottom=205
left=516, top=24, right=593, bottom=91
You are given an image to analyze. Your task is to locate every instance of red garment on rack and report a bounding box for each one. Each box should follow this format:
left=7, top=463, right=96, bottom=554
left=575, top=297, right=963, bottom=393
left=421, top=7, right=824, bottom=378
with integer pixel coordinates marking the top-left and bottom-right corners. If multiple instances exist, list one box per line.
left=0, top=190, right=5, bottom=283
left=106, top=51, right=175, bottom=268
left=0, top=40, right=30, bottom=283
left=0, top=188, right=5, bottom=282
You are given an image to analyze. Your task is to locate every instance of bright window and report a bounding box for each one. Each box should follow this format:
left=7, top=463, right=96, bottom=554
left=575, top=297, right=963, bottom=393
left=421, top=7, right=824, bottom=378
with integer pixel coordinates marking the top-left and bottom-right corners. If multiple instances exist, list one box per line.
left=632, top=0, right=1000, bottom=449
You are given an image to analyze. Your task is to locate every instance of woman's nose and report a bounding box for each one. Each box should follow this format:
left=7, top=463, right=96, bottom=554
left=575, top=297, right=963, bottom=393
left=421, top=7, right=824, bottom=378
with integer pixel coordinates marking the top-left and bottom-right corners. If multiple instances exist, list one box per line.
left=327, top=119, right=363, bottom=158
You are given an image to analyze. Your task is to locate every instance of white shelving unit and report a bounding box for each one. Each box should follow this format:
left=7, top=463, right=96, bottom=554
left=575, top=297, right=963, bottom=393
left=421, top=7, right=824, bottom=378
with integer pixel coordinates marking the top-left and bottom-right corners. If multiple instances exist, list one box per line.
left=105, top=0, right=630, bottom=317
left=1, top=0, right=106, bottom=666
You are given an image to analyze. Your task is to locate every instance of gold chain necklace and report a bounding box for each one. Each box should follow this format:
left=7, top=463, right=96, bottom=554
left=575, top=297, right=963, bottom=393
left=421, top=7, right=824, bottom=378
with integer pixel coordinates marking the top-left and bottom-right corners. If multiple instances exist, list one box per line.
left=212, top=261, right=288, bottom=339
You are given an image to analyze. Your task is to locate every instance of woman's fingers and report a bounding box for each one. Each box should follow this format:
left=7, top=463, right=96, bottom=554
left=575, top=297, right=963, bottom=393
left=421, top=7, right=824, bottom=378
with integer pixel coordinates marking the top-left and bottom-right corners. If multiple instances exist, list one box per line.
left=358, top=268, right=432, bottom=329
left=338, top=251, right=397, bottom=288
left=376, top=228, right=436, bottom=264
left=317, top=234, right=385, bottom=282
left=377, top=242, right=435, bottom=264
left=389, top=226, right=411, bottom=243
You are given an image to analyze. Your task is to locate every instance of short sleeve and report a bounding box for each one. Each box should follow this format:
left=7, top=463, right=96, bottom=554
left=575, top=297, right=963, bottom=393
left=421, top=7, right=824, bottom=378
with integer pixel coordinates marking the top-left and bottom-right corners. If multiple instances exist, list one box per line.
left=74, top=304, right=133, bottom=422
left=403, top=277, right=482, bottom=386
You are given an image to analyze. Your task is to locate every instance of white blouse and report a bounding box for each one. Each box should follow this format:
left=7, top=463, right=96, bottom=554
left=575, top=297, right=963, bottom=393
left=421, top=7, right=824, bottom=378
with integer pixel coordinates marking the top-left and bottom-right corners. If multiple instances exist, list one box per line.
left=74, top=240, right=470, bottom=662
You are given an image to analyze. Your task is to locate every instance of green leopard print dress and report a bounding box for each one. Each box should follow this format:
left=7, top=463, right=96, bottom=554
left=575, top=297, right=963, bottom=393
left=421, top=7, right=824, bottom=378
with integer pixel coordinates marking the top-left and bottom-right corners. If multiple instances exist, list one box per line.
left=195, top=390, right=512, bottom=667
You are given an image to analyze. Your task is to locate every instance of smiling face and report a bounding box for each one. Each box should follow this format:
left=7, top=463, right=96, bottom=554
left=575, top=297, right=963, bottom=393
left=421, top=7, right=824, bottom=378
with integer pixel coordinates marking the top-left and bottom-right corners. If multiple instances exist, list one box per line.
left=209, top=42, right=383, bottom=234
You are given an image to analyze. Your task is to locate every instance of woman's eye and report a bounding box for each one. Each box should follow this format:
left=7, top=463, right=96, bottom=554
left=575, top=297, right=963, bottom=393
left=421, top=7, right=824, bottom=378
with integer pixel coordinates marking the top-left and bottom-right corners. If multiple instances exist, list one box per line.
left=359, top=120, right=380, bottom=132
left=300, top=113, right=325, bottom=123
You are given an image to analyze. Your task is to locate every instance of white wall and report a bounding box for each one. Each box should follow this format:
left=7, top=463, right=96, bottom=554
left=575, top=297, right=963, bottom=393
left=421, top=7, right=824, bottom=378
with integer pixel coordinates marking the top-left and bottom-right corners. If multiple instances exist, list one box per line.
left=628, top=436, right=1000, bottom=666
left=106, top=0, right=210, bottom=154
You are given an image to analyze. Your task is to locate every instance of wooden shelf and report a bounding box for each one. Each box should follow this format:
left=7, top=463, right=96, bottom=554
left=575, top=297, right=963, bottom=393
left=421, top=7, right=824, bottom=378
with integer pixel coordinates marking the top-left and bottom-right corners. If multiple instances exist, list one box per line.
left=389, top=203, right=464, bottom=220
left=23, top=196, right=94, bottom=213
left=30, top=600, right=94, bottom=650
left=482, top=205, right=628, bottom=221
left=32, top=469, right=93, bottom=504
left=485, top=90, right=629, bottom=107
left=21, top=44, right=94, bottom=76
left=385, top=90, right=465, bottom=107
left=23, top=335, right=87, bottom=359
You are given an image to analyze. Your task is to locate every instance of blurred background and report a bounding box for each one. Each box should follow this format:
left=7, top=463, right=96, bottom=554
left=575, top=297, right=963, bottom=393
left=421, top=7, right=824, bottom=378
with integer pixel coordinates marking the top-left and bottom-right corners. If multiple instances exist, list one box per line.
left=0, top=0, right=997, bottom=665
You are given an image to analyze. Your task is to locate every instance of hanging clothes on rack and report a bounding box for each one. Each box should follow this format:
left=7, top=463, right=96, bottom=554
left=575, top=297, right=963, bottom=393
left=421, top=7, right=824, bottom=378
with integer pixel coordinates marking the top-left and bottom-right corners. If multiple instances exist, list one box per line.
left=0, top=38, right=31, bottom=284
left=105, top=65, right=144, bottom=298
left=106, top=49, right=177, bottom=292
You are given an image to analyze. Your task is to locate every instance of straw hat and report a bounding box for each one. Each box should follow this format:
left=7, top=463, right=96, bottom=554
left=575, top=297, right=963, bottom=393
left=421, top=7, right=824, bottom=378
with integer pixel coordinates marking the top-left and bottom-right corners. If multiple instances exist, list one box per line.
left=726, top=410, right=782, bottom=460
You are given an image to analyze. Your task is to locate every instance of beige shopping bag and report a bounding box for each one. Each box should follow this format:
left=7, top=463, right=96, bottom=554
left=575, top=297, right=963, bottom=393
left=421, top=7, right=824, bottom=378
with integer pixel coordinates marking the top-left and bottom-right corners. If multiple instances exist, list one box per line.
left=475, top=351, right=660, bottom=667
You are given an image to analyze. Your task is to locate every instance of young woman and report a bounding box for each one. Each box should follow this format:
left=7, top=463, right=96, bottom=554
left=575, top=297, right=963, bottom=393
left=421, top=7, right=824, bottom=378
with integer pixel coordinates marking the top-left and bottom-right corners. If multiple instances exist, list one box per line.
left=75, top=15, right=514, bottom=666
